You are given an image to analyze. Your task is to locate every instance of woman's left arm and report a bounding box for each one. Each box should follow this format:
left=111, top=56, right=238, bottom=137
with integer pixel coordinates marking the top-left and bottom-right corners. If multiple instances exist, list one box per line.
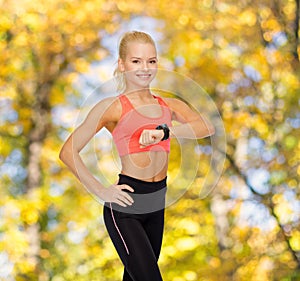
left=166, top=98, right=215, bottom=139
left=138, top=98, right=215, bottom=147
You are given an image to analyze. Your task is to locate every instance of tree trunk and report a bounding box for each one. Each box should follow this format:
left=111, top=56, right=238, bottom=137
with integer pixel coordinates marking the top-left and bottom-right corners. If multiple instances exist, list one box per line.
left=294, top=0, right=300, bottom=60
left=24, top=82, right=52, bottom=277
left=226, top=150, right=300, bottom=269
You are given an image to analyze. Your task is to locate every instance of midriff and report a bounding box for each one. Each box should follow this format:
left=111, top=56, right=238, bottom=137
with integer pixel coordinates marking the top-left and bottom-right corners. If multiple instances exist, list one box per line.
left=120, top=151, right=169, bottom=182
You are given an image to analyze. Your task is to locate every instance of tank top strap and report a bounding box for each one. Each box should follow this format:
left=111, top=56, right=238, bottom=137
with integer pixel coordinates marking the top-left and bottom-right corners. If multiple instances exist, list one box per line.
left=153, top=95, right=169, bottom=108
left=119, top=94, right=134, bottom=115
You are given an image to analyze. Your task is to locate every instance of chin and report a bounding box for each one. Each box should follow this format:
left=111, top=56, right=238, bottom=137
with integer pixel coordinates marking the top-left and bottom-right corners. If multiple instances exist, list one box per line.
left=128, top=79, right=155, bottom=90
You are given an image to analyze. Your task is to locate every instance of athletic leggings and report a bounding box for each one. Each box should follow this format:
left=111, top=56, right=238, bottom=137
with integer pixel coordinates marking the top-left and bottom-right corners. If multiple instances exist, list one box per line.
left=103, top=174, right=167, bottom=281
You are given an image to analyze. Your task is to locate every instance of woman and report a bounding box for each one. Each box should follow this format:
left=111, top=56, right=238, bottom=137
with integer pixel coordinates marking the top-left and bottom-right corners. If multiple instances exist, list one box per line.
left=59, top=31, right=215, bottom=281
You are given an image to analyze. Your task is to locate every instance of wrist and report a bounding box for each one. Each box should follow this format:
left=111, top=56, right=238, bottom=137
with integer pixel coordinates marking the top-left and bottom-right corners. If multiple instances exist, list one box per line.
left=169, top=126, right=174, bottom=138
left=156, top=123, right=170, bottom=141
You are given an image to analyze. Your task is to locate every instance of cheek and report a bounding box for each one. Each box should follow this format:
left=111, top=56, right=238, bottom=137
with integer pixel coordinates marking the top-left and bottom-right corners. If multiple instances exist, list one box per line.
left=150, top=63, right=158, bottom=73
left=119, top=61, right=130, bottom=72
left=123, top=62, right=137, bottom=71
left=124, top=70, right=137, bottom=80
left=151, top=67, right=158, bottom=76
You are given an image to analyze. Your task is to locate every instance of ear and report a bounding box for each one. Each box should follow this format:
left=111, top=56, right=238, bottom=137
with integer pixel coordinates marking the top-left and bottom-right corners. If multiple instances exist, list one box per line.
left=118, top=58, right=125, bottom=72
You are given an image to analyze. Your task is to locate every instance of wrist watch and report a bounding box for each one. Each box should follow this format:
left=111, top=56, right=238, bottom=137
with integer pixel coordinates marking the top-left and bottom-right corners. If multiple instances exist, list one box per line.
left=156, top=123, right=170, bottom=141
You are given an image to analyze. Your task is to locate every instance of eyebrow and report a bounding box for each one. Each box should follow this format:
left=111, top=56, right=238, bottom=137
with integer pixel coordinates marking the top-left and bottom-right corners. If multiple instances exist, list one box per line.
left=130, top=57, right=157, bottom=60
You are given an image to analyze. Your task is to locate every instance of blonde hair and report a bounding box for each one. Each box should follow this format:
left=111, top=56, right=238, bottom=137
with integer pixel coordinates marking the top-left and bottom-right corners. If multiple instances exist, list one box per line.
left=114, top=31, right=156, bottom=92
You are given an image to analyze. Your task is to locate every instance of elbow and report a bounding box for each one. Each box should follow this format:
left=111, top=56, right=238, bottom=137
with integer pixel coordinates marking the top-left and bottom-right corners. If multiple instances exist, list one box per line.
left=59, top=145, right=67, bottom=163
left=59, top=141, right=80, bottom=165
left=59, top=144, right=73, bottom=164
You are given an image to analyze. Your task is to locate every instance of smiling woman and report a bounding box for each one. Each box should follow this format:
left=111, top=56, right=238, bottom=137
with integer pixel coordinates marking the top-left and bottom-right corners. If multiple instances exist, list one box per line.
left=114, top=31, right=158, bottom=92
left=120, top=42, right=158, bottom=91
left=59, top=30, right=215, bottom=281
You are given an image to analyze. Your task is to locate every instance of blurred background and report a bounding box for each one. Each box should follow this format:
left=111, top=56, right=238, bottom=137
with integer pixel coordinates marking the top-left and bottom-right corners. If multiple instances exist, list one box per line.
left=0, top=0, right=299, bottom=280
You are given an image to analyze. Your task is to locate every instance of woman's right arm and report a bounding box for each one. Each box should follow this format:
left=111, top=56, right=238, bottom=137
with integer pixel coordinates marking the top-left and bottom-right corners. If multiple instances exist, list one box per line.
left=59, top=97, right=134, bottom=207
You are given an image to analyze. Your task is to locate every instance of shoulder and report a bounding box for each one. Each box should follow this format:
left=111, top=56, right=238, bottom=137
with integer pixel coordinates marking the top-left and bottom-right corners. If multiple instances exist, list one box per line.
left=160, top=97, right=190, bottom=110
left=91, top=96, right=121, bottom=117
left=161, top=97, right=199, bottom=122
left=84, top=96, right=122, bottom=127
left=93, top=96, right=120, bottom=110
left=81, top=96, right=122, bottom=132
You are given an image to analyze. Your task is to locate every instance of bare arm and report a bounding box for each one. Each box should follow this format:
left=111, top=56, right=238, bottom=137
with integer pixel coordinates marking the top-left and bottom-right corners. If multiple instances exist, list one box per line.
left=167, top=98, right=215, bottom=139
left=59, top=97, right=134, bottom=207
left=139, top=97, right=215, bottom=147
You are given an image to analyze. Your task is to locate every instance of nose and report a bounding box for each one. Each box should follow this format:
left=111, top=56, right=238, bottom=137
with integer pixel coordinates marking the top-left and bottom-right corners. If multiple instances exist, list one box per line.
left=142, top=61, right=149, bottom=71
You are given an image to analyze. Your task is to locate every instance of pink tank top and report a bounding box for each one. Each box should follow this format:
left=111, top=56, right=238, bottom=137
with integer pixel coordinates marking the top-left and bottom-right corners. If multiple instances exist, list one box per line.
left=112, top=94, right=172, bottom=156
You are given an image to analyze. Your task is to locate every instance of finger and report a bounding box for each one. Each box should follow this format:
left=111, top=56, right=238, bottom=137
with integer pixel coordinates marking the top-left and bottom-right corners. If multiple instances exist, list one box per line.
left=116, top=192, right=133, bottom=206
left=115, top=198, right=126, bottom=207
left=139, top=133, right=143, bottom=145
left=139, top=135, right=147, bottom=146
left=142, top=131, right=148, bottom=145
left=146, top=131, right=153, bottom=144
left=121, top=191, right=134, bottom=204
left=120, top=195, right=133, bottom=205
left=153, top=131, right=162, bottom=142
left=151, top=133, right=158, bottom=143
left=146, top=134, right=153, bottom=145
left=150, top=131, right=159, bottom=143
left=120, top=184, right=134, bottom=193
left=142, top=129, right=149, bottom=141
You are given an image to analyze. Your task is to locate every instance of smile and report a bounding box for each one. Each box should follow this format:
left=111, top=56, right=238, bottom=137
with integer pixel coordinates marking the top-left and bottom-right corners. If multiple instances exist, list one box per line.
left=136, top=73, right=152, bottom=78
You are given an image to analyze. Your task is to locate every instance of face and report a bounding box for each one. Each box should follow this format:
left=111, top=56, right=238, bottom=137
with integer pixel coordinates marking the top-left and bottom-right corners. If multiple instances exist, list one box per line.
left=118, top=42, right=158, bottom=91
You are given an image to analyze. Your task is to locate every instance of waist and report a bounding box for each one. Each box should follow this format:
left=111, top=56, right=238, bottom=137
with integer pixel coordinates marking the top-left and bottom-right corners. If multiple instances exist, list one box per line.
left=117, top=174, right=167, bottom=194
left=119, top=151, right=169, bottom=182
left=106, top=174, right=167, bottom=214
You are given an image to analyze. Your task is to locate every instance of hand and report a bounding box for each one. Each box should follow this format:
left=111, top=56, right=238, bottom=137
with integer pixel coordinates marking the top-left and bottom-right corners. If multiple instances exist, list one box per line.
left=102, top=184, right=134, bottom=207
left=139, top=129, right=164, bottom=147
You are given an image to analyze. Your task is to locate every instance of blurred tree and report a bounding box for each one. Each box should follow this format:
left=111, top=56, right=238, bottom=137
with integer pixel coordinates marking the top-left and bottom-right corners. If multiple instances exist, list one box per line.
left=0, top=0, right=128, bottom=279
left=0, top=0, right=299, bottom=280
left=147, top=0, right=300, bottom=279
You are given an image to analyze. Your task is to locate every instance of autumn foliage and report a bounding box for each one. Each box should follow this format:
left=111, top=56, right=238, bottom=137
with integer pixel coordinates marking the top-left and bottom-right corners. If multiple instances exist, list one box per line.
left=0, top=0, right=299, bottom=280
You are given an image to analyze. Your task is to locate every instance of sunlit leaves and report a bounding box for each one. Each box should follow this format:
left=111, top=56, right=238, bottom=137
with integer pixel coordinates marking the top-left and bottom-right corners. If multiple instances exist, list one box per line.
left=154, top=1, right=300, bottom=279
left=0, top=0, right=299, bottom=280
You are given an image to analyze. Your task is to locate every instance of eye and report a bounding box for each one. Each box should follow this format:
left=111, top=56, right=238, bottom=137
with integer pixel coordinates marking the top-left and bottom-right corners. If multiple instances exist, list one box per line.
left=132, top=60, right=140, bottom=63
left=149, top=60, right=157, bottom=64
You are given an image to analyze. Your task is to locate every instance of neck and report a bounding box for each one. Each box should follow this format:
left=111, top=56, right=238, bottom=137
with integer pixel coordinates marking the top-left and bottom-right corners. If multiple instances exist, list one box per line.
left=124, top=88, right=153, bottom=98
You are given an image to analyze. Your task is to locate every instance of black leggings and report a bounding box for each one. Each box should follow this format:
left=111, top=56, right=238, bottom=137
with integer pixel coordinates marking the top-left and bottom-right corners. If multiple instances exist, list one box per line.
left=103, top=174, right=167, bottom=281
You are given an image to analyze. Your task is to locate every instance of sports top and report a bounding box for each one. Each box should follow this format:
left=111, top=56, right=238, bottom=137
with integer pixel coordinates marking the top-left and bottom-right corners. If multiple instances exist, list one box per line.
left=112, top=94, right=172, bottom=156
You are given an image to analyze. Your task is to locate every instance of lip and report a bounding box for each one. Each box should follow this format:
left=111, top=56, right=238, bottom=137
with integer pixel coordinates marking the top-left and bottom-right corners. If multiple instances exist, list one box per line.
left=136, top=73, right=152, bottom=79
